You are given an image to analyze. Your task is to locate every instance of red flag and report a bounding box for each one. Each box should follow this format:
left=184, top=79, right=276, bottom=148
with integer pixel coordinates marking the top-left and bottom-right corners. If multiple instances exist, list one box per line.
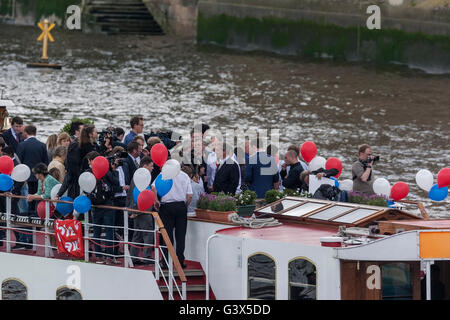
left=54, top=219, right=84, bottom=259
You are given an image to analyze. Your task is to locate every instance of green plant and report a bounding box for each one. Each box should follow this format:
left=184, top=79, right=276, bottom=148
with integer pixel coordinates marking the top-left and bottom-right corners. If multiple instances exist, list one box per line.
left=282, top=188, right=300, bottom=197
left=299, top=191, right=313, bottom=198
left=60, top=117, right=94, bottom=134
left=348, top=192, right=388, bottom=207
left=196, top=193, right=212, bottom=210
left=208, top=194, right=236, bottom=212
left=265, top=189, right=283, bottom=204
left=236, top=190, right=257, bottom=206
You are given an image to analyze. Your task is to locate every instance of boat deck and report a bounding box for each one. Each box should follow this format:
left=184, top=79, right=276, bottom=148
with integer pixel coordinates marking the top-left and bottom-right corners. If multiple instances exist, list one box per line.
left=215, top=222, right=339, bottom=246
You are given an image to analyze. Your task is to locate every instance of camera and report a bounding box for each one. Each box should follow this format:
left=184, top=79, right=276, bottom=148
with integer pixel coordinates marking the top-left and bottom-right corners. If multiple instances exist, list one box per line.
left=106, top=151, right=128, bottom=167
left=363, top=155, right=380, bottom=165
left=98, top=128, right=114, bottom=145
left=144, top=130, right=178, bottom=149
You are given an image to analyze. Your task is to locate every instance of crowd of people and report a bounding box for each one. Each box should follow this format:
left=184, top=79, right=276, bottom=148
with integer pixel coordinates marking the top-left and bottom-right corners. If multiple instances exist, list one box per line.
left=0, top=115, right=379, bottom=267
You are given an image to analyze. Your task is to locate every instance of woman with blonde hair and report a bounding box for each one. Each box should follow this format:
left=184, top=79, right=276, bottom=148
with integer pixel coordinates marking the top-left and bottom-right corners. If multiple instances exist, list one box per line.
left=46, top=134, right=58, bottom=161
left=57, top=132, right=71, bottom=148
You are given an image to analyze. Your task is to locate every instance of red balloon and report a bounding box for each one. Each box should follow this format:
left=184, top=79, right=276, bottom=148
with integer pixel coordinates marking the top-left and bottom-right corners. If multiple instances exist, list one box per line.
left=325, top=157, right=343, bottom=178
left=0, top=156, right=14, bottom=175
left=390, top=182, right=409, bottom=201
left=37, top=201, right=55, bottom=220
left=437, top=168, right=450, bottom=188
left=300, top=141, right=317, bottom=163
left=150, top=143, right=168, bottom=168
left=137, top=189, right=156, bottom=211
left=91, top=156, right=109, bottom=179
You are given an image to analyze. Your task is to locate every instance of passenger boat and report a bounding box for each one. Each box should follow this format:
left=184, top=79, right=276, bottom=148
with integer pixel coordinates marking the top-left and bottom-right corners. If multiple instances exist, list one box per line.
left=1, top=193, right=449, bottom=300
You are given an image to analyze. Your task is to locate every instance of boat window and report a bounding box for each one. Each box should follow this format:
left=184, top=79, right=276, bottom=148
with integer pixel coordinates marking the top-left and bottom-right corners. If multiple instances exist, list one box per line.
left=332, top=208, right=378, bottom=223
left=248, top=253, right=276, bottom=299
left=2, top=279, right=27, bottom=300
left=258, top=200, right=301, bottom=214
left=308, top=205, right=354, bottom=221
left=56, top=287, right=82, bottom=300
left=381, top=263, right=413, bottom=300
left=289, top=258, right=316, bottom=300
left=282, top=202, right=327, bottom=217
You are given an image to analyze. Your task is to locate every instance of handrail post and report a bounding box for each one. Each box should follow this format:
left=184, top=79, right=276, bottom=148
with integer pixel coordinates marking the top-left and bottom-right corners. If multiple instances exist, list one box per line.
left=84, top=209, right=89, bottom=262
left=6, top=196, right=11, bottom=252
left=154, top=220, right=159, bottom=280
left=168, top=253, right=173, bottom=300
left=124, top=209, right=133, bottom=268
left=44, top=201, right=50, bottom=257
left=205, top=234, right=218, bottom=300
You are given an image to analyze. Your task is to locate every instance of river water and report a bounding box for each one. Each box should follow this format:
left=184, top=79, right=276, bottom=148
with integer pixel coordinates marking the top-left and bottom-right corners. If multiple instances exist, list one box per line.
left=0, top=24, right=449, bottom=217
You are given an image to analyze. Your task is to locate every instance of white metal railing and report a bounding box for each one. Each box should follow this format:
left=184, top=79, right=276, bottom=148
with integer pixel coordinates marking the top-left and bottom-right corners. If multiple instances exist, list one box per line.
left=0, top=194, right=187, bottom=300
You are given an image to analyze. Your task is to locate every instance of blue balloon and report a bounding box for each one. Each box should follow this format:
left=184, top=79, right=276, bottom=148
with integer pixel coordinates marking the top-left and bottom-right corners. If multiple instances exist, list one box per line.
left=56, top=196, right=74, bottom=216
left=73, top=195, right=91, bottom=214
left=133, top=185, right=151, bottom=204
left=0, top=174, right=13, bottom=191
left=155, top=174, right=173, bottom=197
left=428, top=184, right=448, bottom=202
left=330, top=177, right=339, bottom=188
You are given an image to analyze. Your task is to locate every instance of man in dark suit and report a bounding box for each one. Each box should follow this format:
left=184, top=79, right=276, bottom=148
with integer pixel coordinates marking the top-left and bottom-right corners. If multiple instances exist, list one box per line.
left=1, top=116, right=23, bottom=153
left=244, top=138, right=280, bottom=198
left=16, top=125, right=48, bottom=218
left=213, top=143, right=240, bottom=195
left=122, top=141, right=140, bottom=185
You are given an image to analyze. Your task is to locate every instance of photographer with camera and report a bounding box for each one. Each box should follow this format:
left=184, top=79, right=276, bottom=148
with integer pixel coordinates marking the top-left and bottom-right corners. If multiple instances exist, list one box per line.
left=352, top=144, right=379, bottom=195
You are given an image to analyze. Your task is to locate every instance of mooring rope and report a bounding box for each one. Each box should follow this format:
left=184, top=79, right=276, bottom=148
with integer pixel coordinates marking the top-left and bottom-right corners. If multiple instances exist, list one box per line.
left=228, top=213, right=282, bottom=228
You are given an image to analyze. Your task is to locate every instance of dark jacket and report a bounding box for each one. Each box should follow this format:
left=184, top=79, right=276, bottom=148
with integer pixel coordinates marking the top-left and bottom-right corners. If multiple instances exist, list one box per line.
left=280, top=162, right=304, bottom=190
left=1, top=128, right=22, bottom=153
left=213, top=161, right=240, bottom=196
left=122, top=154, right=138, bottom=185
left=85, top=167, right=120, bottom=205
left=79, top=142, right=99, bottom=173
left=58, top=141, right=82, bottom=199
left=244, top=152, right=279, bottom=198
left=16, top=137, right=48, bottom=182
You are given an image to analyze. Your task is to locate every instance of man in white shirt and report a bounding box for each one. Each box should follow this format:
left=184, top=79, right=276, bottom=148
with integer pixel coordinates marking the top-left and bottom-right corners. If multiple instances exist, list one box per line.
left=154, top=167, right=193, bottom=268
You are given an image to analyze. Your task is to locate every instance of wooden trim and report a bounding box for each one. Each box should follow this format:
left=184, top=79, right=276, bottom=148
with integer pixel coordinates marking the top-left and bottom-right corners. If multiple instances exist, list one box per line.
left=354, top=208, right=423, bottom=226
left=152, top=212, right=187, bottom=283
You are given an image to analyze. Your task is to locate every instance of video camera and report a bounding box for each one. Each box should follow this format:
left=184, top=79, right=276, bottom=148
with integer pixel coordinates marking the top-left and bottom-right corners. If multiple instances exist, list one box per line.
left=98, top=127, right=121, bottom=146
left=144, top=130, right=178, bottom=149
left=106, top=151, right=128, bottom=167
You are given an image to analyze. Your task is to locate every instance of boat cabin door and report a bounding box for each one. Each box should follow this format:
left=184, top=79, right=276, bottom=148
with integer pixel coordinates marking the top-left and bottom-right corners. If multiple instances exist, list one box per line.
left=340, top=260, right=421, bottom=300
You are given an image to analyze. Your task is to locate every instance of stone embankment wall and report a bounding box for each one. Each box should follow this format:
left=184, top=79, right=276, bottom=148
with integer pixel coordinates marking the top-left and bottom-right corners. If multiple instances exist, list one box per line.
left=197, top=0, right=450, bottom=72
left=0, top=0, right=81, bottom=26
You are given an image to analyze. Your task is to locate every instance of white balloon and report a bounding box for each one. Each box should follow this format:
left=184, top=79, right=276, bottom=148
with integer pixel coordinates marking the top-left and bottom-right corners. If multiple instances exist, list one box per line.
left=161, top=159, right=181, bottom=181
left=78, top=172, right=97, bottom=193
left=50, top=184, right=62, bottom=200
left=340, top=179, right=353, bottom=192
left=11, top=164, right=30, bottom=182
left=309, top=156, right=326, bottom=171
left=133, top=168, right=152, bottom=191
left=415, top=169, right=434, bottom=192
left=373, top=178, right=391, bottom=197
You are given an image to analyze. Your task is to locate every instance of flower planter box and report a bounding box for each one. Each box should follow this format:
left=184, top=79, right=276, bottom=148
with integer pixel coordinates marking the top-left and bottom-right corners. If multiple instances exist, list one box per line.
left=236, top=204, right=256, bottom=217
left=194, top=208, right=210, bottom=220
left=207, top=210, right=236, bottom=223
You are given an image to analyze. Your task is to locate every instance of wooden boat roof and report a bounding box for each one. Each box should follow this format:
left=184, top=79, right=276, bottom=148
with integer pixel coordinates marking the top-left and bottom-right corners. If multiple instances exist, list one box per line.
left=253, top=196, right=423, bottom=228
